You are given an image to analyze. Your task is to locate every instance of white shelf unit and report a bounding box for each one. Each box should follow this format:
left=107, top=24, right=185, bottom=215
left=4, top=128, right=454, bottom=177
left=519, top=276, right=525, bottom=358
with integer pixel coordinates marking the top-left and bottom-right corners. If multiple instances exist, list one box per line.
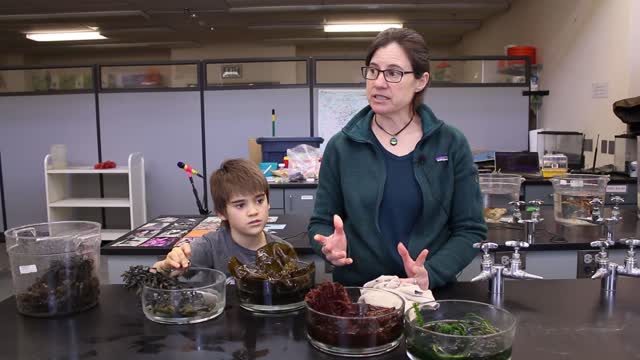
left=44, top=152, right=147, bottom=241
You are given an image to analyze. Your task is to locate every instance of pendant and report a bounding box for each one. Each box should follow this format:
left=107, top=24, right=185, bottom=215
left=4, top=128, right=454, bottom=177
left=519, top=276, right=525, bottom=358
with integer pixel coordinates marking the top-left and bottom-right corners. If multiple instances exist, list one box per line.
left=390, top=137, right=398, bottom=146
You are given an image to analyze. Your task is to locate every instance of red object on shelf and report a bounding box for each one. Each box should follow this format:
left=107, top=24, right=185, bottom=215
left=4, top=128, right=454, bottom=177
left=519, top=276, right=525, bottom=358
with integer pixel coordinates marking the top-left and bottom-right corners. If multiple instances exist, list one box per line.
left=94, top=160, right=117, bottom=169
left=507, top=46, right=536, bottom=66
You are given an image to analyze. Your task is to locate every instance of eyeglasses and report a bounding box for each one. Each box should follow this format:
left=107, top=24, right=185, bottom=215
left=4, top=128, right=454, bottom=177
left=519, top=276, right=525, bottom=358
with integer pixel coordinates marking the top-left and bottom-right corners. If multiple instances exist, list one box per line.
left=361, top=66, right=415, bottom=83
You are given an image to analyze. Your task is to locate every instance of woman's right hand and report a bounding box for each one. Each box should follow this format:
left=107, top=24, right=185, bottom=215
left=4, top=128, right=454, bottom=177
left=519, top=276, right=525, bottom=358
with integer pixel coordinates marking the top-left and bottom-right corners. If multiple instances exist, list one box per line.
left=155, top=243, right=192, bottom=272
left=313, top=214, right=353, bottom=266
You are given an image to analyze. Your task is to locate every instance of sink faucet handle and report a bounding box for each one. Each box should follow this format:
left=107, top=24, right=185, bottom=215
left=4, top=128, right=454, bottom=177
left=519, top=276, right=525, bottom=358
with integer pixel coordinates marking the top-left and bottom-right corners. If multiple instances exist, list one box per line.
left=505, top=240, right=529, bottom=250
left=527, top=199, right=544, bottom=222
left=589, top=197, right=603, bottom=217
left=508, top=201, right=526, bottom=222
left=621, top=238, right=640, bottom=250
left=610, top=195, right=624, bottom=219
left=610, top=195, right=625, bottom=206
left=473, top=242, right=498, bottom=254
left=590, top=239, right=614, bottom=251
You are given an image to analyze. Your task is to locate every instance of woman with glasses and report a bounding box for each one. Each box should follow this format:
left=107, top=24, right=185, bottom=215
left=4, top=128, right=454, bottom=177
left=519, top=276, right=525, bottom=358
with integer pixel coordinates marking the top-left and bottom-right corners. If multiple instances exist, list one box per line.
left=308, top=28, right=487, bottom=290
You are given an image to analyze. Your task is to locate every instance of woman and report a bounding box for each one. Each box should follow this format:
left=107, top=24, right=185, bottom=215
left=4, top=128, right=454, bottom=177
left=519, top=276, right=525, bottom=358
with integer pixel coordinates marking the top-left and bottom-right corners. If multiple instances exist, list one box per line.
left=308, top=28, right=487, bottom=290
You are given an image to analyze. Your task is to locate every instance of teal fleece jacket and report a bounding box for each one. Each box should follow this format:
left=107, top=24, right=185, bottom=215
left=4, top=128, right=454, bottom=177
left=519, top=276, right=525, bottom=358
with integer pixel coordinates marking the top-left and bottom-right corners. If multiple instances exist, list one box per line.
left=308, top=104, right=487, bottom=288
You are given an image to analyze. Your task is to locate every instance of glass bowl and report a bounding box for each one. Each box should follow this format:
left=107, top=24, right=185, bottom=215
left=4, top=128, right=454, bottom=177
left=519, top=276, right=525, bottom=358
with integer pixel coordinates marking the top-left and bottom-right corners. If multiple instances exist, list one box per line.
left=235, top=260, right=315, bottom=313
left=405, top=300, right=517, bottom=360
left=142, top=268, right=226, bottom=324
left=306, top=286, right=405, bottom=357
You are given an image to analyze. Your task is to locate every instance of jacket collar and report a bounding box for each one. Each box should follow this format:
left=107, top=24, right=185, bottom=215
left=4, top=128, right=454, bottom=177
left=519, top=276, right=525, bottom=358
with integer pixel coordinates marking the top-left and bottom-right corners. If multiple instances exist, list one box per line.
left=342, top=103, right=444, bottom=144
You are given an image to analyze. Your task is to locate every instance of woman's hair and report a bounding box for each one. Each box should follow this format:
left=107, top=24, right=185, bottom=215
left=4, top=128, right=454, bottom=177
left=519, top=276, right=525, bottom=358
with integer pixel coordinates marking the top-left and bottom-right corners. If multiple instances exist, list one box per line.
left=365, top=28, right=431, bottom=110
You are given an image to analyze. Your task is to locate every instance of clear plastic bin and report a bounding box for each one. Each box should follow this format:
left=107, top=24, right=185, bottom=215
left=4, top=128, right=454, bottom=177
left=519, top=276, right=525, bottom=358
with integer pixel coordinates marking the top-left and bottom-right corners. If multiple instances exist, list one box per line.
left=479, top=174, right=525, bottom=223
left=551, top=174, right=610, bottom=225
left=4, top=221, right=102, bottom=317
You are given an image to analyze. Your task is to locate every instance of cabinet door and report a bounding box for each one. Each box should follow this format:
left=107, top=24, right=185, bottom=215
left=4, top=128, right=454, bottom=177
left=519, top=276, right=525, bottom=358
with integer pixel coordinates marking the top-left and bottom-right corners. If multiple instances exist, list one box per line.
left=285, top=189, right=317, bottom=217
left=270, top=189, right=285, bottom=210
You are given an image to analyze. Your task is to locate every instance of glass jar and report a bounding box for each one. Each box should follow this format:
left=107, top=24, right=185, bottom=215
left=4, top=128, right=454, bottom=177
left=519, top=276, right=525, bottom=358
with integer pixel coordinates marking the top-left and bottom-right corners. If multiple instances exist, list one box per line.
left=5, top=221, right=102, bottom=317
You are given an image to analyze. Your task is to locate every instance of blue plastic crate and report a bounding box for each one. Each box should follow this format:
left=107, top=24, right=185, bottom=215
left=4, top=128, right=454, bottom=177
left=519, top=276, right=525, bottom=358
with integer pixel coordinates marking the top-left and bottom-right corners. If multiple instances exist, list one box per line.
left=256, top=137, right=324, bottom=163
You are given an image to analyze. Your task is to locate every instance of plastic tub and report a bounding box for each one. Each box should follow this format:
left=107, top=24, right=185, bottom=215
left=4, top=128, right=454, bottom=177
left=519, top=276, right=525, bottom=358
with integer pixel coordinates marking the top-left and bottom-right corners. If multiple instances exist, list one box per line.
left=256, top=137, right=324, bottom=163
left=551, top=174, right=610, bottom=225
left=479, top=174, right=525, bottom=223
left=4, top=221, right=102, bottom=317
left=306, top=286, right=405, bottom=357
left=142, top=267, right=226, bottom=324
left=405, top=300, right=517, bottom=360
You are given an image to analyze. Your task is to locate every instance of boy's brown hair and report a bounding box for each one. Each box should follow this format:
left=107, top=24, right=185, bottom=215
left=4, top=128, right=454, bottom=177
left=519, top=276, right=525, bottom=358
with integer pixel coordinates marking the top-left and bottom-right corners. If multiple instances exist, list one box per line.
left=210, top=159, right=269, bottom=221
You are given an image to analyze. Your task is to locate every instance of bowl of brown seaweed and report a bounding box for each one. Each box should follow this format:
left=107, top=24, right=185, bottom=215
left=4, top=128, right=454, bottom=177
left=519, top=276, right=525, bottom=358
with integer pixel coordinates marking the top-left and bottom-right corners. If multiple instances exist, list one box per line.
left=405, top=300, right=517, bottom=360
left=229, top=242, right=315, bottom=313
left=305, top=282, right=405, bottom=357
left=123, top=266, right=226, bottom=324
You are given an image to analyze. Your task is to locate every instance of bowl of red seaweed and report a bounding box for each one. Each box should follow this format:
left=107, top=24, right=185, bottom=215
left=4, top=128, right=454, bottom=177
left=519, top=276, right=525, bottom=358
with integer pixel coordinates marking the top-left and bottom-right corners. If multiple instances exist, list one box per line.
left=229, top=242, right=315, bottom=313
left=305, top=282, right=405, bottom=357
left=405, top=300, right=517, bottom=360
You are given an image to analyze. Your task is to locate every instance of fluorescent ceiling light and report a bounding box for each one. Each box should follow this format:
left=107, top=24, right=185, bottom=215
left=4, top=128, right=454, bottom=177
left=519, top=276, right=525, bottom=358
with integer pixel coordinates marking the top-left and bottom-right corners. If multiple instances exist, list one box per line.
left=26, top=31, right=107, bottom=42
left=324, top=24, right=403, bottom=32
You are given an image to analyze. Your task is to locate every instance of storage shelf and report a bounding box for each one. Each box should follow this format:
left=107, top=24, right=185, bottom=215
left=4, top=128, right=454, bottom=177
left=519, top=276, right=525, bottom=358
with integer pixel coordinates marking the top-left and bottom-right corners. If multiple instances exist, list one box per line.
left=102, top=229, right=129, bottom=241
left=49, top=197, right=130, bottom=208
left=47, top=166, right=128, bottom=174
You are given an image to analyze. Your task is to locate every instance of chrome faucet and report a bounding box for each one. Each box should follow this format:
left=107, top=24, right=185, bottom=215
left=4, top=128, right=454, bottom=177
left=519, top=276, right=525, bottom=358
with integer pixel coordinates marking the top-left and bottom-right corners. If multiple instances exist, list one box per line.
left=471, top=241, right=543, bottom=294
left=616, top=238, right=640, bottom=278
left=520, top=200, right=544, bottom=244
left=502, top=241, right=543, bottom=280
left=505, top=200, right=544, bottom=244
left=583, top=196, right=624, bottom=242
left=590, top=239, right=617, bottom=292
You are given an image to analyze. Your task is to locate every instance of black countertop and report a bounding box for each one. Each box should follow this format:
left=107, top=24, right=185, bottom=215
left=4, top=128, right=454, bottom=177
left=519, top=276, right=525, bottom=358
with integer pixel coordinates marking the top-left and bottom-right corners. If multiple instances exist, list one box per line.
left=2, top=279, right=640, bottom=359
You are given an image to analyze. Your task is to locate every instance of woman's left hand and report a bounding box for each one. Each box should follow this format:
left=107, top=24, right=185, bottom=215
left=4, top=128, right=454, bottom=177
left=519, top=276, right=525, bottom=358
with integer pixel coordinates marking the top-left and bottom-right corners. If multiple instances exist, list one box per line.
left=397, top=243, right=430, bottom=290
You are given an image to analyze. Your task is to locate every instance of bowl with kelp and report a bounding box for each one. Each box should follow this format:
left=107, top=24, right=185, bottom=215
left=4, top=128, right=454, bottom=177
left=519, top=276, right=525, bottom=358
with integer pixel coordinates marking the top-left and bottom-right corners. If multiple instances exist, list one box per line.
left=229, top=242, right=315, bottom=313
left=405, top=300, right=516, bottom=360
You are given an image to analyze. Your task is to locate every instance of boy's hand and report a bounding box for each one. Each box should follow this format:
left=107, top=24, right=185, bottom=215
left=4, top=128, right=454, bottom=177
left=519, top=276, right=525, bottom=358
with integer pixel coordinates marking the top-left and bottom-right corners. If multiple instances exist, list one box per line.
left=397, top=243, right=430, bottom=290
left=313, top=214, right=353, bottom=266
left=157, top=243, right=192, bottom=271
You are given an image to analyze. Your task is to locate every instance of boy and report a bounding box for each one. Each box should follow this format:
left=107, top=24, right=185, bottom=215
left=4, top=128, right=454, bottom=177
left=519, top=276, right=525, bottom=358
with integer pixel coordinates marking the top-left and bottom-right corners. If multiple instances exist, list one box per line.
left=154, top=159, right=281, bottom=275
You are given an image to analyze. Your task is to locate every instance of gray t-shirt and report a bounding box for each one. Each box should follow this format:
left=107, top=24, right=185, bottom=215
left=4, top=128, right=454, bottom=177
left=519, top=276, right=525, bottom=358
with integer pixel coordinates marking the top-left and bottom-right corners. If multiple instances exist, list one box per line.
left=189, top=226, right=284, bottom=276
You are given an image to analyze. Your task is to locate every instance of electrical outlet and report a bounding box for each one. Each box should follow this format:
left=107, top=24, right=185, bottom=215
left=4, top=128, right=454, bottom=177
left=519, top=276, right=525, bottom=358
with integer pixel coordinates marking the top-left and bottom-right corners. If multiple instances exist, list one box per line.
left=494, top=251, right=526, bottom=270
left=577, top=250, right=600, bottom=278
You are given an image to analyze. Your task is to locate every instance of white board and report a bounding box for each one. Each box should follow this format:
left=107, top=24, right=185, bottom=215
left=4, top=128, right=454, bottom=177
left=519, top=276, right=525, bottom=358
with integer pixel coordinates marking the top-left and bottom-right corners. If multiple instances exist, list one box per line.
left=317, top=89, right=368, bottom=151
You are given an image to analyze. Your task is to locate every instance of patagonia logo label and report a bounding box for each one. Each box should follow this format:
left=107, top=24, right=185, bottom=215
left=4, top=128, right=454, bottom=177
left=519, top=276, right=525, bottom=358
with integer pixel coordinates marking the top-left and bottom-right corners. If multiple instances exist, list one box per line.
left=435, top=155, right=448, bottom=162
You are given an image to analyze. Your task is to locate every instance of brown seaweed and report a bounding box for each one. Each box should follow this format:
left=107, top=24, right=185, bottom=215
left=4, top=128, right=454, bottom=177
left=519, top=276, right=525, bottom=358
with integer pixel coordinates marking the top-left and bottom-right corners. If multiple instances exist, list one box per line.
left=229, top=242, right=315, bottom=306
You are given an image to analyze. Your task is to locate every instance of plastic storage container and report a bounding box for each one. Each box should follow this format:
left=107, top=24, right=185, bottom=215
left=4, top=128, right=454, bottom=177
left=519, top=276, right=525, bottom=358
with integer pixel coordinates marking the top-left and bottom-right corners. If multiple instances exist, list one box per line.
left=405, top=300, right=517, bottom=360
left=541, top=153, right=569, bottom=178
left=551, top=174, right=610, bottom=225
left=479, top=174, right=525, bottom=223
left=306, top=287, right=405, bottom=357
left=256, top=137, right=324, bottom=163
left=4, top=221, right=102, bottom=317
left=142, top=268, right=226, bottom=324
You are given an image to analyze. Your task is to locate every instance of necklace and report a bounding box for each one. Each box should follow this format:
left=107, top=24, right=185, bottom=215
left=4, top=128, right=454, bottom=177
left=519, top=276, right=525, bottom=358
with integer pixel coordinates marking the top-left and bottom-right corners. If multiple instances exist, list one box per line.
left=374, top=112, right=415, bottom=146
